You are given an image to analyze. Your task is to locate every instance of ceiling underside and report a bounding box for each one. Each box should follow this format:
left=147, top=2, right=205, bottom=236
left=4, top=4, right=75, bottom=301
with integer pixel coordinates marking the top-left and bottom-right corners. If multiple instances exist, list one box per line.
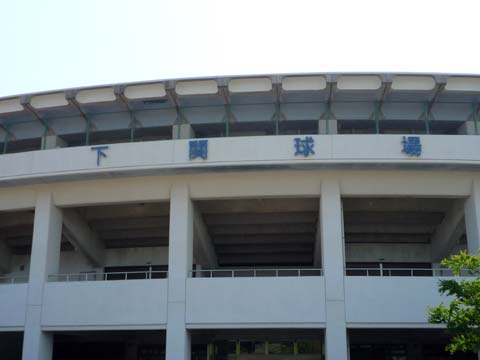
left=2, top=74, right=480, bottom=143
left=343, top=197, right=465, bottom=244
left=198, top=198, right=319, bottom=267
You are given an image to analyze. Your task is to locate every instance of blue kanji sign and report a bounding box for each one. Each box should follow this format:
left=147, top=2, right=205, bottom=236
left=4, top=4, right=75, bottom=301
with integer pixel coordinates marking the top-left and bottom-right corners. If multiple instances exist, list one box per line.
left=91, top=145, right=109, bottom=166
left=189, top=140, right=208, bottom=160
left=294, top=136, right=315, bottom=157
left=401, top=136, right=422, bottom=156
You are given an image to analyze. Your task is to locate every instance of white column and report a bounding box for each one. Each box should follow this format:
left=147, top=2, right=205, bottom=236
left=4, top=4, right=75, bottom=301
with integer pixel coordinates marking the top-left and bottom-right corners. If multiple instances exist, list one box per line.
left=321, top=179, right=349, bottom=360
left=464, top=179, right=480, bottom=254
left=463, top=179, right=480, bottom=360
left=22, top=192, right=63, bottom=360
left=41, top=135, right=66, bottom=149
left=172, top=124, right=195, bottom=140
left=166, top=183, right=193, bottom=360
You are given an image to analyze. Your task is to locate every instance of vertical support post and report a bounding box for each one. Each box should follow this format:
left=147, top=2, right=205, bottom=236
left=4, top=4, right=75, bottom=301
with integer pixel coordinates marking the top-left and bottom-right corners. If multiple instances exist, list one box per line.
left=3, top=130, right=9, bottom=154
left=325, top=102, right=330, bottom=135
left=473, top=103, right=478, bottom=135
left=374, top=101, right=380, bottom=134
left=166, top=183, right=193, bottom=360
left=464, top=179, right=480, bottom=254
left=225, top=104, right=231, bottom=137
left=85, top=117, right=91, bottom=146
left=129, top=112, right=136, bottom=143
left=22, top=192, right=63, bottom=360
left=424, top=102, right=430, bottom=135
left=41, top=121, right=48, bottom=150
left=320, top=179, right=349, bottom=360
left=176, top=106, right=182, bottom=139
left=275, top=102, right=280, bottom=135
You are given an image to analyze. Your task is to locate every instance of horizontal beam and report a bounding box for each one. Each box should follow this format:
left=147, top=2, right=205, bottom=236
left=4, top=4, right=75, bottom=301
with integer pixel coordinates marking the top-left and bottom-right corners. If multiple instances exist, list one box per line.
left=89, top=216, right=169, bottom=231
left=216, top=243, right=314, bottom=254
left=99, top=228, right=169, bottom=240
left=218, top=253, right=313, bottom=265
left=344, top=212, right=444, bottom=226
left=198, top=199, right=318, bottom=214
left=203, top=212, right=317, bottom=225
left=345, top=224, right=435, bottom=234
left=83, top=203, right=169, bottom=220
left=213, top=234, right=315, bottom=245
left=105, top=238, right=168, bottom=248
left=209, top=223, right=316, bottom=235
left=345, top=233, right=431, bottom=243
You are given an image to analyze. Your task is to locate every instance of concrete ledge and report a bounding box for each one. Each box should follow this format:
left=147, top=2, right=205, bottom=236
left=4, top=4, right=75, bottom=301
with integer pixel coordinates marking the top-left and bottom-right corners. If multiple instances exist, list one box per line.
left=228, top=78, right=272, bottom=93
left=124, top=83, right=166, bottom=99
left=337, top=76, right=382, bottom=90
left=446, top=77, right=480, bottom=92
left=31, top=93, right=68, bottom=109
left=391, top=76, right=436, bottom=91
left=76, top=87, right=116, bottom=104
left=282, top=76, right=327, bottom=91
left=175, top=80, right=218, bottom=95
left=0, top=98, right=23, bottom=114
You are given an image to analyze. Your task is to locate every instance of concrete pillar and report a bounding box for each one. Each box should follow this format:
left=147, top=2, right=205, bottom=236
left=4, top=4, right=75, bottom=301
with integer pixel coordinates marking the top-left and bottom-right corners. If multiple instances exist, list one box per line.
left=318, top=119, right=338, bottom=134
left=41, top=135, right=66, bottom=149
left=464, top=179, right=480, bottom=254
left=23, top=192, right=63, bottom=360
left=461, top=179, right=480, bottom=360
left=320, top=179, right=348, bottom=360
left=457, top=121, right=477, bottom=135
left=172, top=124, right=195, bottom=140
left=165, top=183, right=193, bottom=360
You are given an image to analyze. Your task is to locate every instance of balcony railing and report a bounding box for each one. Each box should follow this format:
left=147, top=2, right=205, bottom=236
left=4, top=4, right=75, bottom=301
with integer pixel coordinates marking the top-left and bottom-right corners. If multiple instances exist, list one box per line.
left=189, top=268, right=323, bottom=278
left=346, top=267, right=478, bottom=277
left=48, top=270, right=168, bottom=282
left=0, top=275, right=29, bottom=284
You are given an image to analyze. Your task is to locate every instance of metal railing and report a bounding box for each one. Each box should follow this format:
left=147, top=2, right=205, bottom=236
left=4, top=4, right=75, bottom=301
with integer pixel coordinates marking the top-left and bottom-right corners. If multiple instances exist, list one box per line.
left=0, top=275, right=29, bottom=284
left=189, top=268, right=323, bottom=278
left=48, top=270, right=168, bottom=282
left=346, top=267, right=478, bottom=277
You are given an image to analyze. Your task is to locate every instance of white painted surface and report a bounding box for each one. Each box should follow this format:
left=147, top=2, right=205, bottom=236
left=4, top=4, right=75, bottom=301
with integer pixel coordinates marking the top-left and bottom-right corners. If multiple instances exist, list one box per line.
left=124, top=83, right=166, bottom=99
left=0, top=284, right=27, bottom=328
left=337, top=76, right=382, bottom=90
left=282, top=76, right=327, bottom=91
left=228, top=77, right=272, bottom=92
left=391, top=76, right=436, bottom=91
left=186, top=277, right=326, bottom=325
left=30, top=93, right=68, bottom=109
left=345, top=277, right=449, bottom=324
left=166, top=184, right=193, bottom=360
left=446, top=77, right=480, bottom=92
left=76, top=87, right=116, bottom=104
left=0, top=98, right=23, bottom=113
left=41, top=280, right=168, bottom=328
left=0, top=136, right=479, bottom=185
left=175, top=80, right=218, bottom=95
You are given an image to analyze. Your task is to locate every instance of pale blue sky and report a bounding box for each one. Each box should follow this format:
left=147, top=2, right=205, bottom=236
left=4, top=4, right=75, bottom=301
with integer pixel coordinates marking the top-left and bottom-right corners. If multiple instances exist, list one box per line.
left=1, top=0, right=479, bottom=97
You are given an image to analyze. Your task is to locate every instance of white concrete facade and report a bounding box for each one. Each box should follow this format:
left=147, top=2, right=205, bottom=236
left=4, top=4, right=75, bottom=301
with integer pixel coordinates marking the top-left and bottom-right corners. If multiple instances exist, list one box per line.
left=1, top=72, right=480, bottom=358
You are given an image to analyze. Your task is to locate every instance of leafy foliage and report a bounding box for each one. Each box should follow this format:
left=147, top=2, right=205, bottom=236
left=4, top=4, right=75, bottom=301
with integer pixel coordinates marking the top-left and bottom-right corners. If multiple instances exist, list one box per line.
left=428, top=251, right=480, bottom=354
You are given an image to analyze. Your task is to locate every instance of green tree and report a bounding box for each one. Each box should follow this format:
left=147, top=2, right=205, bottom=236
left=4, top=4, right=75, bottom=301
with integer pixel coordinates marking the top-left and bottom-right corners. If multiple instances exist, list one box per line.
left=428, top=251, right=480, bottom=354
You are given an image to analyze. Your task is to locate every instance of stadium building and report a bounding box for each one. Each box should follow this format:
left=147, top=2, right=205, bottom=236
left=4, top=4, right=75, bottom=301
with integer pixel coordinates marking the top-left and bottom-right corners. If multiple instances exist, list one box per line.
left=0, top=73, right=480, bottom=360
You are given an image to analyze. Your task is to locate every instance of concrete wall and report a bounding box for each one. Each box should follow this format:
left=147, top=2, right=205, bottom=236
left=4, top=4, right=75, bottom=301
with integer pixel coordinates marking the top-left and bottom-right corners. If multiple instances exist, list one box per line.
left=345, top=243, right=432, bottom=263
left=186, top=277, right=326, bottom=327
left=41, top=279, right=168, bottom=330
left=6, top=247, right=169, bottom=278
left=0, top=135, right=480, bottom=185
left=0, top=284, right=27, bottom=330
left=345, top=277, right=450, bottom=326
